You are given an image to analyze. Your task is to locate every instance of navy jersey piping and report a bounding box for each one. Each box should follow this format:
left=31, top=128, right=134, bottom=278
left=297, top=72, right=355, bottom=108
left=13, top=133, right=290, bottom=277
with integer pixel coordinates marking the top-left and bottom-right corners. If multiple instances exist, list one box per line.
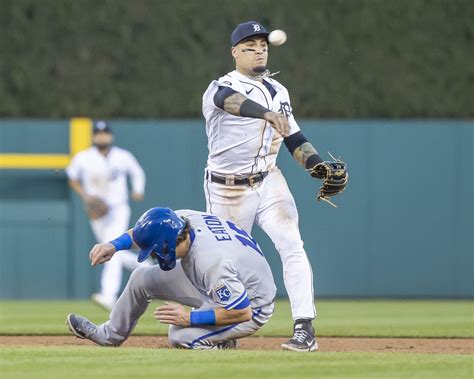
left=238, top=80, right=271, bottom=174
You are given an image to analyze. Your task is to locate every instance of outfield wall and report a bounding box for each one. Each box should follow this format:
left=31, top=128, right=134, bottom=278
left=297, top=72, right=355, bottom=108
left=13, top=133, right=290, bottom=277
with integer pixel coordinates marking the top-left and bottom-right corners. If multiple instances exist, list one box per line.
left=0, top=120, right=472, bottom=298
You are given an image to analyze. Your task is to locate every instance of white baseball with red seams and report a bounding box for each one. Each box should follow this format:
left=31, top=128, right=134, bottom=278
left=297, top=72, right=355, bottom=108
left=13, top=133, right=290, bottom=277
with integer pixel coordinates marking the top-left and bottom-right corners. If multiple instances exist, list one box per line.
left=268, top=30, right=287, bottom=46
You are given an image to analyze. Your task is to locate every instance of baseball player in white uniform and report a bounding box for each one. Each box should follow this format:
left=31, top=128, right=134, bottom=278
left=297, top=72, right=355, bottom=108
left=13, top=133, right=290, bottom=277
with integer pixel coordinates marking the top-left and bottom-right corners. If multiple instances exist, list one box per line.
left=66, top=207, right=276, bottom=349
left=66, top=121, right=150, bottom=310
left=201, top=21, right=333, bottom=352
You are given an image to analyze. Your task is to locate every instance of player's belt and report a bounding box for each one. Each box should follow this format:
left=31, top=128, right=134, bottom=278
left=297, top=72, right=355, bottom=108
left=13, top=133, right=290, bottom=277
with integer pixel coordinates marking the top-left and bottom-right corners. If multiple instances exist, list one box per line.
left=207, top=171, right=268, bottom=187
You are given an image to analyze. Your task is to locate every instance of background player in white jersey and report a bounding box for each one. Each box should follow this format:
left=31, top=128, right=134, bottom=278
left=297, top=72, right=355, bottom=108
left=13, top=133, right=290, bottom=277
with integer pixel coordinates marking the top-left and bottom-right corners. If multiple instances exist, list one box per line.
left=66, top=121, right=150, bottom=310
left=202, top=21, right=348, bottom=352
left=66, top=207, right=276, bottom=349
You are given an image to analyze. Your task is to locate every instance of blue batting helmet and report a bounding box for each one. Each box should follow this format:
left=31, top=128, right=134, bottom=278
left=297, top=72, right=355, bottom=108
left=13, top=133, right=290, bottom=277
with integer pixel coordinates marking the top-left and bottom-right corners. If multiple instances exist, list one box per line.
left=132, top=207, right=186, bottom=271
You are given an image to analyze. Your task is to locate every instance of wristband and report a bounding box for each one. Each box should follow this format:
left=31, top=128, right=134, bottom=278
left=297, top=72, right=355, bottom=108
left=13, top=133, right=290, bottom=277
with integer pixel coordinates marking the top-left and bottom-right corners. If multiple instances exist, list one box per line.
left=305, top=153, right=324, bottom=169
left=240, top=99, right=271, bottom=119
left=109, top=233, right=133, bottom=251
left=190, top=310, right=216, bottom=326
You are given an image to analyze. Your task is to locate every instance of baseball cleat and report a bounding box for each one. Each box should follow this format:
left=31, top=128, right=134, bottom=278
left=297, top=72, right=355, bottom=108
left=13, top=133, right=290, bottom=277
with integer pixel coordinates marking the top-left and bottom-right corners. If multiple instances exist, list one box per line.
left=91, top=293, right=115, bottom=311
left=190, top=339, right=238, bottom=350
left=66, top=313, right=98, bottom=340
left=215, top=339, right=238, bottom=349
left=281, top=319, right=318, bottom=352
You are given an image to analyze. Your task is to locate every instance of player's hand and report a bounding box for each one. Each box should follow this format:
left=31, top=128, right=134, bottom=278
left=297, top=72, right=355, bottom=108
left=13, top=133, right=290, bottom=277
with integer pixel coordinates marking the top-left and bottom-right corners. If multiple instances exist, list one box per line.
left=263, top=111, right=290, bottom=137
left=131, top=192, right=144, bottom=201
left=154, top=302, right=190, bottom=327
left=89, top=243, right=116, bottom=266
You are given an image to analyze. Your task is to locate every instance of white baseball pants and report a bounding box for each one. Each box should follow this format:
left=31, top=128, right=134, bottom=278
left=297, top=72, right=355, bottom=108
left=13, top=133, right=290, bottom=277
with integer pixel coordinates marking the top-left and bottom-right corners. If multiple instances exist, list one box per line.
left=204, top=167, right=316, bottom=320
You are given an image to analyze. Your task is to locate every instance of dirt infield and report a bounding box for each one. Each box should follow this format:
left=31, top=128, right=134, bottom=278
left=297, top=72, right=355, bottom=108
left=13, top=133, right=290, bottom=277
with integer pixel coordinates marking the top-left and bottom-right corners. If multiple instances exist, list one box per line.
left=1, top=336, right=472, bottom=354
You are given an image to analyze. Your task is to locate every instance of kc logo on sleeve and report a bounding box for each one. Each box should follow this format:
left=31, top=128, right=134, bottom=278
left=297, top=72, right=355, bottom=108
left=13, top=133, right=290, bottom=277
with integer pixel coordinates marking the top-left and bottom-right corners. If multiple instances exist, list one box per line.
left=213, top=281, right=232, bottom=302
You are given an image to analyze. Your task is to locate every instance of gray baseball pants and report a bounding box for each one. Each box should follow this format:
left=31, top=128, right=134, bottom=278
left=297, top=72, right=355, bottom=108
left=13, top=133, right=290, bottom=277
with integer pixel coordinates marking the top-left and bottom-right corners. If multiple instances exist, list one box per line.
left=90, top=262, right=273, bottom=348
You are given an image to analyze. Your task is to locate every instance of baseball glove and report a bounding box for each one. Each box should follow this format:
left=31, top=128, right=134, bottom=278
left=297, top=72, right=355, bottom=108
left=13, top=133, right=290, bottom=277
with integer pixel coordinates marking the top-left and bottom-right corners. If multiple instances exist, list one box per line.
left=84, top=196, right=109, bottom=220
left=309, top=156, right=348, bottom=208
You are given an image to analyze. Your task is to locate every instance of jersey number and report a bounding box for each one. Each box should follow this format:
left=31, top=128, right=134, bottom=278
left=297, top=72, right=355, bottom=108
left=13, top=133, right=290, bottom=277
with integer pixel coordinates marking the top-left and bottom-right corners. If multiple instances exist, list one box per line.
left=226, top=221, right=264, bottom=256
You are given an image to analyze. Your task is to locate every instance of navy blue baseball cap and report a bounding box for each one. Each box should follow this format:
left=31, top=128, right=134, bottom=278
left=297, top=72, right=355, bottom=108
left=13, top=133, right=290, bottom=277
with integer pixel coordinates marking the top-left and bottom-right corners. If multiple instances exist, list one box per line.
left=93, top=120, right=112, bottom=134
left=231, top=21, right=269, bottom=46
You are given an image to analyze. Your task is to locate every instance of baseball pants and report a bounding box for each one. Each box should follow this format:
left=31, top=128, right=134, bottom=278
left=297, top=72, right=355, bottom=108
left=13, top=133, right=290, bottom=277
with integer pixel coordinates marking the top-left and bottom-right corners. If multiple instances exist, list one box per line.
left=92, top=263, right=273, bottom=348
left=204, top=166, right=316, bottom=320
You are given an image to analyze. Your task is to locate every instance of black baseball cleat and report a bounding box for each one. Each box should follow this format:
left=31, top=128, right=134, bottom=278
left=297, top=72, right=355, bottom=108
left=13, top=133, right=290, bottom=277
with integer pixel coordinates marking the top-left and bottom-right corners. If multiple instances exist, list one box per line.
left=66, top=313, right=98, bottom=340
left=281, top=319, right=318, bottom=352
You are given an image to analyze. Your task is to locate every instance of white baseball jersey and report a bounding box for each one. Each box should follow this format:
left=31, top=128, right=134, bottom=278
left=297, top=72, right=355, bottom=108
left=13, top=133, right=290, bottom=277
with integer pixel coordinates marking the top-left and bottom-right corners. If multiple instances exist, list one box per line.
left=202, top=71, right=317, bottom=322
left=67, top=146, right=148, bottom=305
left=202, top=70, right=301, bottom=174
left=66, top=146, right=145, bottom=207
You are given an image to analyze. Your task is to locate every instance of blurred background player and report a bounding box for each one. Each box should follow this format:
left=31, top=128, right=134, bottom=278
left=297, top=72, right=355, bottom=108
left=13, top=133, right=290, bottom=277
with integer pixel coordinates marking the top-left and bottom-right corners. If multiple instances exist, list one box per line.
left=66, top=120, right=150, bottom=310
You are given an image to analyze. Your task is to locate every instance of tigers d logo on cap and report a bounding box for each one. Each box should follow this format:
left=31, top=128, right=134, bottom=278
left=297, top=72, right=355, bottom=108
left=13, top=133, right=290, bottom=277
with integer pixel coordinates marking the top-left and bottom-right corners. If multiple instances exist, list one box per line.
left=231, top=21, right=269, bottom=46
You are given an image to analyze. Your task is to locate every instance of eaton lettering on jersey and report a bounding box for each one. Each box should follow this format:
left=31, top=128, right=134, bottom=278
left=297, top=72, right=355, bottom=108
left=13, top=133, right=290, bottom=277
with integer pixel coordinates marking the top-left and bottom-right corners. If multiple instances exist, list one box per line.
left=213, top=281, right=232, bottom=302
left=202, top=215, right=232, bottom=241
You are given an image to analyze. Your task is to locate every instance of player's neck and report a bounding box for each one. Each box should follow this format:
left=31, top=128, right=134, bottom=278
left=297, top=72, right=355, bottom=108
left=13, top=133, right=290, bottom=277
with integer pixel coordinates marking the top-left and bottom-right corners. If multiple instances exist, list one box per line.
left=96, top=146, right=111, bottom=156
left=176, top=234, right=192, bottom=258
left=236, top=68, right=263, bottom=82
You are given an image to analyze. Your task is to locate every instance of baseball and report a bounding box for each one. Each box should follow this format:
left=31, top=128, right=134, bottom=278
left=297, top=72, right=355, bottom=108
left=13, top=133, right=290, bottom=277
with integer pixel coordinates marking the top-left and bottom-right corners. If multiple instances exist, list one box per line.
left=268, top=29, right=287, bottom=46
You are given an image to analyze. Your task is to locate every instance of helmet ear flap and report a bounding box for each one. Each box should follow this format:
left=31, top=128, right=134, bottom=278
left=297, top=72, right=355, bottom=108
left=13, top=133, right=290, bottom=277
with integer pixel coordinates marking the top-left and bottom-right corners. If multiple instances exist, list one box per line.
left=155, top=240, right=176, bottom=271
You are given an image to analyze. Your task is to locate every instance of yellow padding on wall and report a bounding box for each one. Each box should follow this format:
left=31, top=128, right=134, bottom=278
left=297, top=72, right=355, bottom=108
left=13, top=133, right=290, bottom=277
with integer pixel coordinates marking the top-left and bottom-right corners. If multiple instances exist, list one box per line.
left=0, top=118, right=92, bottom=169
left=70, top=118, right=92, bottom=156
left=0, top=154, right=71, bottom=169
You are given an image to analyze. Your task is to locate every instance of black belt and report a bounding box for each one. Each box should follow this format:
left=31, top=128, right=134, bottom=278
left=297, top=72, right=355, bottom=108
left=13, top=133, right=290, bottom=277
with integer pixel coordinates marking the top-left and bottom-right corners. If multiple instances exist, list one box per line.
left=207, top=171, right=268, bottom=186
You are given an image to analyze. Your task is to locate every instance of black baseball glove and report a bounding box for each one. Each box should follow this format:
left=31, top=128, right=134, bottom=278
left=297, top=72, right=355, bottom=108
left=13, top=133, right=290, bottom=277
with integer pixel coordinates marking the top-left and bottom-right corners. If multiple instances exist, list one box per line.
left=310, top=158, right=348, bottom=207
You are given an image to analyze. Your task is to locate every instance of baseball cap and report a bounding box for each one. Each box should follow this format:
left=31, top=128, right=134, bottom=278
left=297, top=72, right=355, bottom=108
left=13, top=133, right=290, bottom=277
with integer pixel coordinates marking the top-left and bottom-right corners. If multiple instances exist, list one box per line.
left=231, top=21, right=269, bottom=46
left=93, top=120, right=112, bottom=134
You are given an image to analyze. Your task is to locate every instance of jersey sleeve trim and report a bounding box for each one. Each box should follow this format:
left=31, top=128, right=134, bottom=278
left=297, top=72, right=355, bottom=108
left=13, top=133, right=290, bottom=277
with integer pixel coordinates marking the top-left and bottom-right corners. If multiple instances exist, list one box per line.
left=232, top=296, right=251, bottom=310
left=224, top=290, right=250, bottom=310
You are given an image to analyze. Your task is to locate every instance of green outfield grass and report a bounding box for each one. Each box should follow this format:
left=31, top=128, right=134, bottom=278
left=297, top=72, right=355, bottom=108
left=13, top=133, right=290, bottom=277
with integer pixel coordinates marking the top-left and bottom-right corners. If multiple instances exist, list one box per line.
left=1, top=347, right=472, bottom=379
left=0, top=299, right=472, bottom=337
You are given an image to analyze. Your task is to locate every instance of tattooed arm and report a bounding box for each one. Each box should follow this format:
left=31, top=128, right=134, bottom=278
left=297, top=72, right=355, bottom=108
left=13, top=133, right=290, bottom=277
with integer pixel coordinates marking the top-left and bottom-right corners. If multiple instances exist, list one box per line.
left=292, top=141, right=323, bottom=169
left=213, top=86, right=290, bottom=137
left=284, top=132, right=323, bottom=169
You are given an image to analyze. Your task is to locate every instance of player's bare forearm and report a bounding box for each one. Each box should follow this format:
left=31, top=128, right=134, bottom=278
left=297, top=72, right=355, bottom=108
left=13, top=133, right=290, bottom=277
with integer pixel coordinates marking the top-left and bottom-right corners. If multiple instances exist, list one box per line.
left=223, top=92, right=248, bottom=116
left=220, top=91, right=289, bottom=136
left=214, top=306, right=252, bottom=325
left=68, top=179, right=87, bottom=200
left=155, top=303, right=251, bottom=327
left=89, top=228, right=138, bottom=266
left=292, top=142, right=319, bottom=168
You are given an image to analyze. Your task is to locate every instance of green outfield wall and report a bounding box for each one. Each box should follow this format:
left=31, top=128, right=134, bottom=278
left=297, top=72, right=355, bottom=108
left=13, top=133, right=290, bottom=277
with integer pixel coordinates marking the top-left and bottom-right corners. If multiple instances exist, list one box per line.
left=1, top=0, right=472, bottom=118
left=0, top=120, right=472, bottom=299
